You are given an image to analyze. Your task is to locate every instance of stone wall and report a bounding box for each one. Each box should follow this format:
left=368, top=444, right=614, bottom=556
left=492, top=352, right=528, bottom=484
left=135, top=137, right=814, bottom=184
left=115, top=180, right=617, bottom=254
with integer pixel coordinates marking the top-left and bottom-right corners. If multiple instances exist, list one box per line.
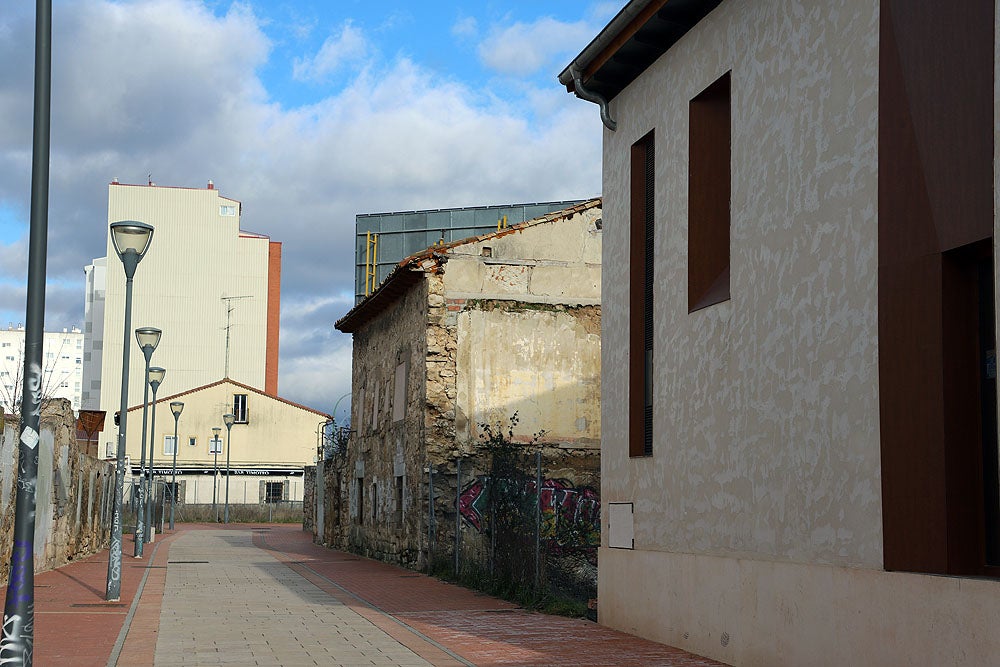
left=325, top=202, right=603, bottom=571
left=0, top=399, right=115, bottom=585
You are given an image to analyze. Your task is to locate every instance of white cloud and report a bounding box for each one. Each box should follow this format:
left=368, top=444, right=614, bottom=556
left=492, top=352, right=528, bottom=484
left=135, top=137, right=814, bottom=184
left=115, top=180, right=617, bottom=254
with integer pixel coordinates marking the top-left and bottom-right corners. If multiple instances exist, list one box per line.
left=0, top=0, right=602, bottom=413
left=293, top=20, right=369, bottom=82
left=477, top=17, right=595, bottom=77
left=451, top=16, right=478, bottom=40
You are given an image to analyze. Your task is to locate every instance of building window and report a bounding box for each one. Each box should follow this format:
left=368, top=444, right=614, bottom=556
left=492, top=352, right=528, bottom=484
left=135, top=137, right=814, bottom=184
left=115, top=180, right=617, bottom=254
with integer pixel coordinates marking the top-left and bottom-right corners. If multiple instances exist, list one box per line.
left=220, top=205, right=237, bottom=216
left=164, top=435, right=177, bottom=456
left=393, top=362, right=406, bottom=422
left=629, top=130, right=655, bottom=458
left=164, top=482, right=181, bottom=504
left=356, top=478, right=365, bottom=525
left=395, top=475, right=404, bottom=526
left=264, top=481, right=284, bottom=504
left=233, top=394, right=248, bottom=423
left=371, top=481, right=378, bottom=523
left=188, top=436, right=197, bottom=448
left=688, top=70, right=732, bottom=312
left=209, top=436, right=222, bottom=454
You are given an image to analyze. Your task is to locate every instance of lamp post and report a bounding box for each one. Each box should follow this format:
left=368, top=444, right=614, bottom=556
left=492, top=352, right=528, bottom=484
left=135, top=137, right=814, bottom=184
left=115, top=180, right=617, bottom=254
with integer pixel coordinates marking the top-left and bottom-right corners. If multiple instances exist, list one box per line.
left=144, top=365, right=165, bottom=544
left=3, top=0, right=53, bottom=654
left=106, top=220, right=154, bottom=601
left=133, top=327, right=161, bottom=557
left=169, top=401, right=183, bottom=530
left=212, top=427, right=221, bottom=522
left=223, top=413, right=235, bottom=524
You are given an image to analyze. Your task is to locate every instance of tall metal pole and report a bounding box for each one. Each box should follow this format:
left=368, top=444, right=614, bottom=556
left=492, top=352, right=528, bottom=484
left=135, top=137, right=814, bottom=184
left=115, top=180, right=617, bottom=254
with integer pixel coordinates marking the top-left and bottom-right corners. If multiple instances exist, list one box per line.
left=213, top=449, right=219, bottom=522
left=169, top=403, right=183, bottom=531
left=224, top=420, right=234, bottom=523
left=2, top=0, right=50, bottom=659
left=133, top=353, right=151, bottom=557
left=108, top=264, right=137, bottom=596
left=144, top=373, right=162, bottom=543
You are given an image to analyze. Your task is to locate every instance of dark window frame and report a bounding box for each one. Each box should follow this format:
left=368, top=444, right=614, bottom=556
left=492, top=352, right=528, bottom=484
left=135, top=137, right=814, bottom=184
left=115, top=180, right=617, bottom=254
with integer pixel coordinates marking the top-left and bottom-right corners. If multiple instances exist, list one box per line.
left=688, top=71, right=732, bottom=313
left=629, top=130, right=655, bottom=458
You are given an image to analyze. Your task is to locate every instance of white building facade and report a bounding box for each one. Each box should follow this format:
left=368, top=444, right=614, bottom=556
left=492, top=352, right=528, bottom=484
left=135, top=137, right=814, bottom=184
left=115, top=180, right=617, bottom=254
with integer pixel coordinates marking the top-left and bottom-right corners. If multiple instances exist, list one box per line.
left=0, top=325, right=84, bottom=413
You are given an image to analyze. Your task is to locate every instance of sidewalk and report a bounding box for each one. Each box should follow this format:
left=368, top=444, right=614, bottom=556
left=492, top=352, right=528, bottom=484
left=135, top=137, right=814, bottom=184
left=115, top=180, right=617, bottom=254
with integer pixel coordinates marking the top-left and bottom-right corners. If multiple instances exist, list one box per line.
left=0, top=524, right=727, bottom=666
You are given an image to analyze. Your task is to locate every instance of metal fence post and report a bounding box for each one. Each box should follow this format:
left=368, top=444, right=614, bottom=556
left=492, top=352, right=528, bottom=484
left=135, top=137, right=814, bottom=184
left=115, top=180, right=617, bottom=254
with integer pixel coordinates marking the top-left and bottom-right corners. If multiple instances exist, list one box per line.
left=535, top=450, right=542, bottom=591
left=427, top=464, right=435, bottom=568
left=454, top=458, right=461, bottom=576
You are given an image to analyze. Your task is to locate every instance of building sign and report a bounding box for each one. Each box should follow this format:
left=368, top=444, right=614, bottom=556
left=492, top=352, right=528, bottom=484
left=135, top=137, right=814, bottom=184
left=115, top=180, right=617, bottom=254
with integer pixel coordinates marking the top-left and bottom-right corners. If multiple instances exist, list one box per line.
left=131, top=466, right=304, bottom=477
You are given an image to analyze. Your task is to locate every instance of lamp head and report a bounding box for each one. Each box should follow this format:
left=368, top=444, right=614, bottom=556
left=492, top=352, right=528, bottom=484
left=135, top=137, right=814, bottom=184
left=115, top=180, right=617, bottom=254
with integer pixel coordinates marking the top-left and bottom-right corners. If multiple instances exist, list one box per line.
left=135, top=327, right=162, bottom=352
left=148, top=367, right=165, bottom=390
left=170, top=401, right=184, bottom=417
left=223, top=413, right=235, bottom=428
left=110, top=220, right=154, bottom=260
left=212, top=426, right=221, bottom=438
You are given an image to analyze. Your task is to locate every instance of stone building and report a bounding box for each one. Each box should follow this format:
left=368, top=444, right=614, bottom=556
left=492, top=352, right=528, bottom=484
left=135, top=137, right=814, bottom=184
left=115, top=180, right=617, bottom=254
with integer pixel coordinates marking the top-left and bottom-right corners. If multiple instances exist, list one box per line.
left=331, top=199, right=602, bottom=568
left=561, top=1, right=1000, bottom=665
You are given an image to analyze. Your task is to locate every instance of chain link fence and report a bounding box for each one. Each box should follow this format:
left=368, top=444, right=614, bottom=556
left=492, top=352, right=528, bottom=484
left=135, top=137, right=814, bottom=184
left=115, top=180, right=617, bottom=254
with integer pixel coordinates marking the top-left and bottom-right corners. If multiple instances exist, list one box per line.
left=427, top=444, right=599, bottom=613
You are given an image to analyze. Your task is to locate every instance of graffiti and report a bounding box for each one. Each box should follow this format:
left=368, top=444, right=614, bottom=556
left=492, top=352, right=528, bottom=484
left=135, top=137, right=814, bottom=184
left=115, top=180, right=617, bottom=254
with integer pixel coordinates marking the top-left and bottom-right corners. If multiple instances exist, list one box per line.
left=133, top=484, right=145, bottom=557
left=23, top=361, right=41, bottom=421
left=0, top=610, right=33, bottom=666
left=459, top=477, right=600, bottom=551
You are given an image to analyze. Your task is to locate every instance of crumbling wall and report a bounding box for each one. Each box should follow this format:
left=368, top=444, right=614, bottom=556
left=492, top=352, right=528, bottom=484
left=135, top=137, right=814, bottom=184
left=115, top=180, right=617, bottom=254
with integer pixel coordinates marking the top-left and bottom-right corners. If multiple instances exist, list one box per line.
left=327, top=276, right=428, bottom=565
left=0, top=399, right=114, bottom=584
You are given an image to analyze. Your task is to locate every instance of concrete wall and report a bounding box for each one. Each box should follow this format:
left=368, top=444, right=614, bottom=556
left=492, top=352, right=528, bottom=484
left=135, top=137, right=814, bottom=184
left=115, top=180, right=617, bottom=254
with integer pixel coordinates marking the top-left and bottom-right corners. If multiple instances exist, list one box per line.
left=596, top=1, right=1000, bottom=664
left=0, top=400, right=115, bottom=584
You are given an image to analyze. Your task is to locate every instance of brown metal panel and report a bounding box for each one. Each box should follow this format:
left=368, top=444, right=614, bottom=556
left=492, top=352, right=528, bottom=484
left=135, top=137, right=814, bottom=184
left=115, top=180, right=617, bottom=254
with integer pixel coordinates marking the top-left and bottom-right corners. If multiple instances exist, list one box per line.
left=878, top=0, right=996, bottom=575
left=878, top=255, right=948, bottom=572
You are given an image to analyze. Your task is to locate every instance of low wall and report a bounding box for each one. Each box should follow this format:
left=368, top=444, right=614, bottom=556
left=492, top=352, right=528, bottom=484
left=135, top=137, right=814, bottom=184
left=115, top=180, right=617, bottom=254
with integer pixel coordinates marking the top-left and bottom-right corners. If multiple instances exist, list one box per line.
left=0, top=400, right=115, bottom=584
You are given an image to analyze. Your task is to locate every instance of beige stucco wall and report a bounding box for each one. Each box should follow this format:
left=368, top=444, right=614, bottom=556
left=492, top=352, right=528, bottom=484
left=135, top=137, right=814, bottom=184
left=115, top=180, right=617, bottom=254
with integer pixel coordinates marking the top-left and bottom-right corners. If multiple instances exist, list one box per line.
left=444, top=204, right=602, bottom=443
left=120, top=380, right=325, bottom=504
left=594, top=0, right=925, bottom=664
left=96, top=185, right=272, bottom=453
left=602, top=0, right=881, bottom=567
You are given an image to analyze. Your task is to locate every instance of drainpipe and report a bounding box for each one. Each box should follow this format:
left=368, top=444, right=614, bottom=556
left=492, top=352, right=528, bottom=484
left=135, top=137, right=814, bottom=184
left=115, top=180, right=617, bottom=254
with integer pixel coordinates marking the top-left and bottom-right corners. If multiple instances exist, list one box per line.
left=569, top=65, right=617, bottom=132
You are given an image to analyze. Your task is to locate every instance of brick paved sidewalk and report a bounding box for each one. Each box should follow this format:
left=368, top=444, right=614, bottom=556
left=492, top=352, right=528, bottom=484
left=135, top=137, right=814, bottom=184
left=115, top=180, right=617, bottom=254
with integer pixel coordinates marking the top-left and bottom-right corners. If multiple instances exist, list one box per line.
left=256, top=526, right=728, bottom=667
left=1, top=524, right=727, bottom=666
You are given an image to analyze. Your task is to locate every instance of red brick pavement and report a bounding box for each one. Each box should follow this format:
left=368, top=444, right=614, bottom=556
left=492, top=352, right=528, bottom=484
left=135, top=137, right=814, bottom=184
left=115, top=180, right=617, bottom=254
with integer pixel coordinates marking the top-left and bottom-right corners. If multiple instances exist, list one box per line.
left=256, top=525, right=729, bottom=667
left=0, top=530, right=167, bottom=666
left=1, top=524, right=728, bottom=666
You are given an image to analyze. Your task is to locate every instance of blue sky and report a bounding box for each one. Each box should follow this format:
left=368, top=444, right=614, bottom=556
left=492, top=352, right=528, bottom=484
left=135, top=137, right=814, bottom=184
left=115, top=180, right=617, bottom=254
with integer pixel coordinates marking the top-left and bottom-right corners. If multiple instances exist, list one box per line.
left=0, top=0, right=610, bottom=410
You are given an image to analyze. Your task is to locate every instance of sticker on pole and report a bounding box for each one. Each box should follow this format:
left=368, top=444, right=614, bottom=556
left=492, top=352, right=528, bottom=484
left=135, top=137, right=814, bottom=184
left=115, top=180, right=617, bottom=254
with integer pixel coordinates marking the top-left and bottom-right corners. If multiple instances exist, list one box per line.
left=20, top=427, right=39, bottom=450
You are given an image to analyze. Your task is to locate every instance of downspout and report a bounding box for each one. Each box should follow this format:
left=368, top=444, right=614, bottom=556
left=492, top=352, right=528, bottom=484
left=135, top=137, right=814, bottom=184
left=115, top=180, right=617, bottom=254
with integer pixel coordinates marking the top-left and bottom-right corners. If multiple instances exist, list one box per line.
left=570, top=65, right=617, bottom=132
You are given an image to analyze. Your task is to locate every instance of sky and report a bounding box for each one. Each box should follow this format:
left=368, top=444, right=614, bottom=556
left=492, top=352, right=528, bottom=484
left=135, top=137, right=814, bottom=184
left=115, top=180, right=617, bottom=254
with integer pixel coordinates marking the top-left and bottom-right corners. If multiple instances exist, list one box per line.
left=0, top=0, right=610, bottom=418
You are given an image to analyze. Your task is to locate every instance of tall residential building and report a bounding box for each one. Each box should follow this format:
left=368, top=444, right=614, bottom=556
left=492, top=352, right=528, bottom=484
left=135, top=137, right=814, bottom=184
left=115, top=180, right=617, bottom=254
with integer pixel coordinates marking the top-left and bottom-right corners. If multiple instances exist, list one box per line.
left=83, top=180, right=281, bottom=453
left=0, top=325, right=85, bottom=413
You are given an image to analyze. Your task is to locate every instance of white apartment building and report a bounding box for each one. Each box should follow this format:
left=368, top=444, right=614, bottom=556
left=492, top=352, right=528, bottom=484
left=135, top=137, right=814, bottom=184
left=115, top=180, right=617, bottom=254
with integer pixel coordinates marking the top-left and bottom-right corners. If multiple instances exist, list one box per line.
left=84, top=180, right=281, bottom=461
left=0, top=325, right=85, bottom=413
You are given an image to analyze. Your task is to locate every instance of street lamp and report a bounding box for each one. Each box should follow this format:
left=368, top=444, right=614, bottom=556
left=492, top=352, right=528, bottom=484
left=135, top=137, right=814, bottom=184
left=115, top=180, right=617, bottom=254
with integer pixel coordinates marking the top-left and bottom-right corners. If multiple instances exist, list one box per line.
left=212, top=426, right=221, bottom=522
left=169, top=401, right=183, bottom=530
left=144, top=365, right=165, bottom=544
left=106, top=220, right=154, bottom=601
left=223, top=412, right=235, bottom=524
left=133, top=327, right=161, bottom=557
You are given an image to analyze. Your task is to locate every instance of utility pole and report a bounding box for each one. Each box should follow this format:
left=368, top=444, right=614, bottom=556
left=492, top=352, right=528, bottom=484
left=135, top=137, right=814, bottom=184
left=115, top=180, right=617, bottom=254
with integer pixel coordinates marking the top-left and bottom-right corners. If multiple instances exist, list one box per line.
left=220, top=295, right=251, bottom=378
